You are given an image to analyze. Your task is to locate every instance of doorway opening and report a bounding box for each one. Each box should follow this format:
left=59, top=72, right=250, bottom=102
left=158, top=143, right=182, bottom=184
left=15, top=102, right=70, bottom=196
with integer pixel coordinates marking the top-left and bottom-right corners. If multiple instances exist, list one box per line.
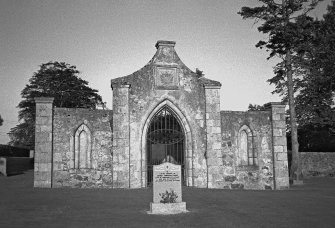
left=146, top=105, right=185, bottom=186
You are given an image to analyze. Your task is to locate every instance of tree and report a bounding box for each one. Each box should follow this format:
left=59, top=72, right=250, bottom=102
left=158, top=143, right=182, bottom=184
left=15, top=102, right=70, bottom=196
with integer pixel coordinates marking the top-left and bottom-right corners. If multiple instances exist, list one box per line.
left=239, top=0, right=323, bottom=184
left=248, top=104, right=267, bottom=111
left=294, top=1, right=335, bottom=151
left=9, top=61, right=103, bottom=148
left=244, top=1, right=335, bottom=152
left=0, top=115, right=3, bottom=126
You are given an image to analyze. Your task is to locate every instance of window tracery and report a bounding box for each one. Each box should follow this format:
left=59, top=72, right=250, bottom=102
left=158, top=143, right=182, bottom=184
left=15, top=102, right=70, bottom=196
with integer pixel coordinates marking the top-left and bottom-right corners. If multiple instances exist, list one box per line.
left=238, top=125, right=257, bottom=166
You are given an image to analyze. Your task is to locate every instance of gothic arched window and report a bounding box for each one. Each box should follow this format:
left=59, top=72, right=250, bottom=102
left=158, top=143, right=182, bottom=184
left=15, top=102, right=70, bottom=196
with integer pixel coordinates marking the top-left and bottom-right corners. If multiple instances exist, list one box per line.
left=238, top=125, right=257, bottom=166
left=73, top=124, right=92, bottom=169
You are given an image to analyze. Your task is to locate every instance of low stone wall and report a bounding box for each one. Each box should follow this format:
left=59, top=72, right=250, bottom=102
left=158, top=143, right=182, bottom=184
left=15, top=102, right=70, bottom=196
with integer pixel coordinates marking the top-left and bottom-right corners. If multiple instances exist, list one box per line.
left=301, top=152, right=335, bottom=177
left=0, top=145, right=30, bottom=157
left=0, top=157, right=34, bottom=176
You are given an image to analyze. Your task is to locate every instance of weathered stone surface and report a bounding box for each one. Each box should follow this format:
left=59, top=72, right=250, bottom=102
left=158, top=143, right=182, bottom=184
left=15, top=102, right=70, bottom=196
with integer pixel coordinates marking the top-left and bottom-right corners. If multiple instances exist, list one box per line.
left=112, top=86, right=130, bottom=188
left=220, top=110, right=274, bottom=190
left=272, top=121, right=286, bottom=128
left=34, top=97, right=54, bottom=188
left=266, top=102, right=289, bottom=190
left=273, top=136, right=286, bottom=146
left=273, top=129, right=283, bottom=137
left=52, top=108, right=113, bottom=188
left=274, top=145, right=285, bottom=153
left=276, top=152, right=288, bottom=161
left=231, top=183, right=244, bottom=189
left=205, top=86, right=223, bottom=188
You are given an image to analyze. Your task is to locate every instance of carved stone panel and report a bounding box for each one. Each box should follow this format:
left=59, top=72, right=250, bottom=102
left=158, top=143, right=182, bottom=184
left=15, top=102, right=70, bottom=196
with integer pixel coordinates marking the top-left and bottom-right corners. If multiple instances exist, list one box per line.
left=155, top=66, right=179, bottom=90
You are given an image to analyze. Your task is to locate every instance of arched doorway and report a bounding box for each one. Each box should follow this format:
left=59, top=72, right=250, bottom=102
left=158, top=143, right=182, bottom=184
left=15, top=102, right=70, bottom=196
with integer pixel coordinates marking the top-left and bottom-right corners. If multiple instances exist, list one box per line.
left=146, top=105, right=185, bottom=186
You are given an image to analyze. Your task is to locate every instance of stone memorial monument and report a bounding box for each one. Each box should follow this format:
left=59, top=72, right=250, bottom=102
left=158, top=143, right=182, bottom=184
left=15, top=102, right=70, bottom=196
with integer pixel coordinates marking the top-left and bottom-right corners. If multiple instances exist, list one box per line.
left=149, top=162, right=187, bottom=214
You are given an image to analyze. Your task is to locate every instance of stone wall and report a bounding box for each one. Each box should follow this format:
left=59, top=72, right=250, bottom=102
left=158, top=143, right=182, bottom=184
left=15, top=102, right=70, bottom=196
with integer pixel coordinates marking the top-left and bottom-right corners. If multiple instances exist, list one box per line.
left=220, top=110, right=274, bottom=190
left=0, top=145, right=30, bottom=157
left=0, top=157, right=33, bottom=176
left=301, top=152, right=335, bottom=177
left=52, top=108, right=113, bottom=188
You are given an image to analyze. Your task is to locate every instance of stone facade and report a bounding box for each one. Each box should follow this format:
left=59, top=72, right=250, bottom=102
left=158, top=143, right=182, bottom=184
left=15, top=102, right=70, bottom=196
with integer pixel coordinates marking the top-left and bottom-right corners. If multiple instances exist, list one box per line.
left=220, top=108, right=287, bottom=190
left=34, top=40, right=290, bottom=190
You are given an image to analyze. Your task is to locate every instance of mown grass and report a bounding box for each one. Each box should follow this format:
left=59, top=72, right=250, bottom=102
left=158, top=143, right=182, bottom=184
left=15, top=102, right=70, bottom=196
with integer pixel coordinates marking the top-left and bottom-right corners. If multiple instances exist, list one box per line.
left=1, top=170, right=335, bottom=228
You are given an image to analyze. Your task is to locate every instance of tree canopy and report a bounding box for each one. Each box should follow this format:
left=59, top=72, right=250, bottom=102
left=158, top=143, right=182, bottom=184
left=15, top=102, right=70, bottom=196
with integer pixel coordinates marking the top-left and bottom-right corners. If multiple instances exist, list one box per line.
left=247, top=104, right=267, bottom=111
left=245, top=2, right=335, bottom=152
left=239, top=0, right=324, bottom=183
left=294, top=1, right=335, bottom=151
left=9, top=61, right=103, bottom=148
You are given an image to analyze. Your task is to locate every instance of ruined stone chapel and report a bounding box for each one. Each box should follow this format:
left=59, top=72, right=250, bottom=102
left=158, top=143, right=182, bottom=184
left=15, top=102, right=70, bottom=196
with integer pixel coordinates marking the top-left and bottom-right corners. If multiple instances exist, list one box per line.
left=34, top=40, right=289, bottom=190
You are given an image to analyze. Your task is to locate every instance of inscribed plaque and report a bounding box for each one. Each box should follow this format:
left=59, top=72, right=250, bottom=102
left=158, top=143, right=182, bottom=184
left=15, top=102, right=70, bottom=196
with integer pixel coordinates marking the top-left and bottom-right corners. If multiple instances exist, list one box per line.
left=153, top=162, right=182, bottom=203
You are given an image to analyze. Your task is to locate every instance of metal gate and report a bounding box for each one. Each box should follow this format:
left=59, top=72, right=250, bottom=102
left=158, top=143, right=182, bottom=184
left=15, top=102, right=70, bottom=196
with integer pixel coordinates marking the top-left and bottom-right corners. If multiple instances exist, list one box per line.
left=146, top=106, right=185, bottom=186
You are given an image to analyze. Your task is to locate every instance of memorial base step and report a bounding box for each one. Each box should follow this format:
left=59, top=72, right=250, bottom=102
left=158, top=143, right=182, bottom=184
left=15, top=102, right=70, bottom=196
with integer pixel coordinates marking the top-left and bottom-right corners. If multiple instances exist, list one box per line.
left=149, top=202, right=187, bottom=214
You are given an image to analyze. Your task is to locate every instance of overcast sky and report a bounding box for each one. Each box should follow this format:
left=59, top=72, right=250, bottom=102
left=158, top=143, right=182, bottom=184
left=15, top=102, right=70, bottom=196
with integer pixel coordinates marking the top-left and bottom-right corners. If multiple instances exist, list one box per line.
left=0, top=0, right=331, bottom=144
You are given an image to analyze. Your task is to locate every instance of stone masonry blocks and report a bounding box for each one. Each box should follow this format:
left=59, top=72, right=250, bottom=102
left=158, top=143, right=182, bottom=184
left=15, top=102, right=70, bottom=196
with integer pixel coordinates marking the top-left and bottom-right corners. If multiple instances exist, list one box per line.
left=205, top=86, right=223, bottom=188
left=112, top=85, right=130, bottom=188
left=34, top=97, right=54, bottom=188
left=266, top=102, right=289, bottom=189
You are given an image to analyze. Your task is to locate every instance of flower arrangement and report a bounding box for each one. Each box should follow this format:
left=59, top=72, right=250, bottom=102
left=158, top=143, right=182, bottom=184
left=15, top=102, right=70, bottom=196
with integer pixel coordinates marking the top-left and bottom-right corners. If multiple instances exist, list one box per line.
left=159, top=189, right=178, bottom=203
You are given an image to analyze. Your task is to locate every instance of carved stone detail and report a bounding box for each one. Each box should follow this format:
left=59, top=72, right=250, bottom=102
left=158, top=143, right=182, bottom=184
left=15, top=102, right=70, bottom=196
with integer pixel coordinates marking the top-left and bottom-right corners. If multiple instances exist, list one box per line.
left=155, top=67, right=178, bottom=89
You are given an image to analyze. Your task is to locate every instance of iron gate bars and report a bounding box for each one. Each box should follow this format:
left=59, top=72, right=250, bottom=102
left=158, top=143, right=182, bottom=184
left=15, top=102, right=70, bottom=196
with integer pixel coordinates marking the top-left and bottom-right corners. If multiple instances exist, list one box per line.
left=146, top=106, right=185, bottom=186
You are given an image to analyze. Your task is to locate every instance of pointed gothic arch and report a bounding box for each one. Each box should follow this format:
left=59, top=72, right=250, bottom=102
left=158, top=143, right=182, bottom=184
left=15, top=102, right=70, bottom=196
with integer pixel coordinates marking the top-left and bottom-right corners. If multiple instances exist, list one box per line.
left=238, top=125, right=257, bottom=166
left=73, top=123, right=92, bottom=169
left=140, top=99, right=193, bottom=187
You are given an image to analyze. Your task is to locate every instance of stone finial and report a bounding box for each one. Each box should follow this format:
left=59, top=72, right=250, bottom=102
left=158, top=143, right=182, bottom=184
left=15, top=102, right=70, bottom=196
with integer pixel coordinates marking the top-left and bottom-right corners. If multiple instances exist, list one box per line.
left=155, top=40, right=176, bottom=49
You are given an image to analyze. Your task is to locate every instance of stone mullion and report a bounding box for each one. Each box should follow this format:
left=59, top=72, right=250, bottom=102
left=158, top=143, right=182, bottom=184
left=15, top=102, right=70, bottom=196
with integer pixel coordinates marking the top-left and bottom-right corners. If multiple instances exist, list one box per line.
left=112, top=85, right=130, bottom=188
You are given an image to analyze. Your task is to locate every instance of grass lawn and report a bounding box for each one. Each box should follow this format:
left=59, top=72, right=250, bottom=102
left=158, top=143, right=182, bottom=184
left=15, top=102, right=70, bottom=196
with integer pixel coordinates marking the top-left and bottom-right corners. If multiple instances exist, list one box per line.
left=1, top=170, right=335, bottom=228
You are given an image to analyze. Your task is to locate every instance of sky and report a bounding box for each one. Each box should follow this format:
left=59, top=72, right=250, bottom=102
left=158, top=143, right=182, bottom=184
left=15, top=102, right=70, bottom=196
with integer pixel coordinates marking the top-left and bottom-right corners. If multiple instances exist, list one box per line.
left=0, top=0, right=331, bottom=144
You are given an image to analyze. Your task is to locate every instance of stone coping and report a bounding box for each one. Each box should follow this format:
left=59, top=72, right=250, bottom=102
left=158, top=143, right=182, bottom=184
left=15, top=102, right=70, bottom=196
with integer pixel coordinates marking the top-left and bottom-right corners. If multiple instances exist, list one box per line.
left=34, top=97, right=54, bottom=103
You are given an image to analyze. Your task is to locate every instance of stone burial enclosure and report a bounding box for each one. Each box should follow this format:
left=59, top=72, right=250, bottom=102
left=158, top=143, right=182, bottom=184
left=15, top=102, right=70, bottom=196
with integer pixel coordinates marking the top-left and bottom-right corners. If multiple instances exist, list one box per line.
left=33, top=40, right=289, bottom=190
